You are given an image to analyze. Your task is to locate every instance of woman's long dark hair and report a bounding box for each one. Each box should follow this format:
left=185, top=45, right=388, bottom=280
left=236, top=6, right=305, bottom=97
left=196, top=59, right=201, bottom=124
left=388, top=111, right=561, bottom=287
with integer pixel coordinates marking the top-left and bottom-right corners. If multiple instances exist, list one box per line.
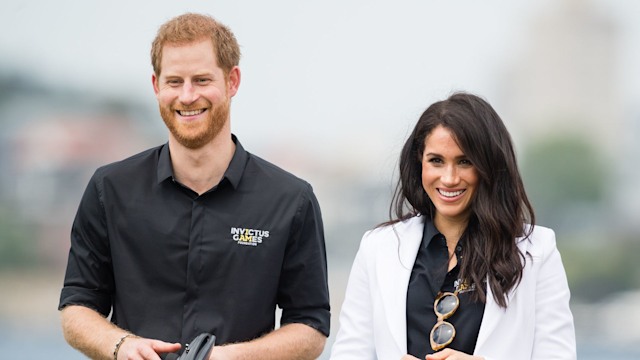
left=385, top=92, right=535, bottom=308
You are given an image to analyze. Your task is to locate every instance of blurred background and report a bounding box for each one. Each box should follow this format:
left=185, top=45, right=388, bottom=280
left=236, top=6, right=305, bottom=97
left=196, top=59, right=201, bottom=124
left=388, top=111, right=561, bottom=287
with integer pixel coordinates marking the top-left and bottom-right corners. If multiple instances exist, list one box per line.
left=1, top=0, right=639, bottom=358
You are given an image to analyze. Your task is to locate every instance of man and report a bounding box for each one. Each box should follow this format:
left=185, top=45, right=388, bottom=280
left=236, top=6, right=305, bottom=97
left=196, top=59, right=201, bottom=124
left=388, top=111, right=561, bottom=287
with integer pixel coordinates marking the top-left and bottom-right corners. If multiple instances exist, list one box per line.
left=59, top=13, right=330, bottom=360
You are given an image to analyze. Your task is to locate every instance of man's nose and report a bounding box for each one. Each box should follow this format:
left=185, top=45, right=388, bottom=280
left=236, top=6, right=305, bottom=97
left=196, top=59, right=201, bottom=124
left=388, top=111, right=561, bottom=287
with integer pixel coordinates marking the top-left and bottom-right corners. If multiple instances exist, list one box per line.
left=179, top=82, right=198, bottom=104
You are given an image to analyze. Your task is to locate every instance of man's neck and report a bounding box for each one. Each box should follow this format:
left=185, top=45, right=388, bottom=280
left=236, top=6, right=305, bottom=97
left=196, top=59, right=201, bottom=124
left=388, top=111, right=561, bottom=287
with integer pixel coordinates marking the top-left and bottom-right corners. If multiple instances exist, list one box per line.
left=168, top=133, right=236, bottom=195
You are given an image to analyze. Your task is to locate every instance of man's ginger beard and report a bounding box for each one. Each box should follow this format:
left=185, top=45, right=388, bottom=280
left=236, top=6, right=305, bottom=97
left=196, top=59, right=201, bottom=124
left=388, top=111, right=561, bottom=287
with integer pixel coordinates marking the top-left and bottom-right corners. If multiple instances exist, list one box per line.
left=160, top=95, right=231, bottom=149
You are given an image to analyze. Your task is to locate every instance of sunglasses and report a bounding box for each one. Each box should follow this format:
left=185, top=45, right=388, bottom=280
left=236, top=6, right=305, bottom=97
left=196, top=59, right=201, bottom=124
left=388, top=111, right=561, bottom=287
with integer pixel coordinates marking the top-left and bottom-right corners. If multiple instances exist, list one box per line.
left=429, top=291, right=460, bottom=351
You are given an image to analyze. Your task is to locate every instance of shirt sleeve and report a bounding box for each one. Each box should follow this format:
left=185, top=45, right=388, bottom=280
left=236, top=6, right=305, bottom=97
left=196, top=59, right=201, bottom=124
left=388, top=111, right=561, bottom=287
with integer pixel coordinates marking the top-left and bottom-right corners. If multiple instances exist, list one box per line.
left=277, top=183, right=331, bottom=337
left=58, top=170, right=114, bottom=316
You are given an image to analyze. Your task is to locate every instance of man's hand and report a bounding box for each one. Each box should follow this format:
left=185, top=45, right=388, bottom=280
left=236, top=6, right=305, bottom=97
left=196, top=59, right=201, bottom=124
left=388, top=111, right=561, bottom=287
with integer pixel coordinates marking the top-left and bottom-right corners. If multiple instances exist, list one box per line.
left=116, top=336, right=181, bottom=360
left=205, top=324, right=325, bottom=360
left=61, top=305, right=181, bottom=360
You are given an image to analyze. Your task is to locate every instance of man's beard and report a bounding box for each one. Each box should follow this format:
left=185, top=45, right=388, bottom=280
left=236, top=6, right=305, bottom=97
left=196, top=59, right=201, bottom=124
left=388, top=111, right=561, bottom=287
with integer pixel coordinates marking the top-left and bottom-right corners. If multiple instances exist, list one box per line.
left=160, top=97, right=230, bottom=149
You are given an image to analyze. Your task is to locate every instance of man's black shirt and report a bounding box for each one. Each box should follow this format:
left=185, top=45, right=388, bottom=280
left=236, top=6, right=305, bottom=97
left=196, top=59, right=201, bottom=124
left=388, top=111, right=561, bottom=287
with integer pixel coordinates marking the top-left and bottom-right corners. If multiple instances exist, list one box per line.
left=59, top=136, right=330, bottom=346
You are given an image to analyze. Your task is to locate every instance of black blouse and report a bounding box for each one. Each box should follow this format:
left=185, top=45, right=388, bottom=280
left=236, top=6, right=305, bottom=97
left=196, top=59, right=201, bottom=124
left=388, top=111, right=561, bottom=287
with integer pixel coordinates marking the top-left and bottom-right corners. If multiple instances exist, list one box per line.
left=406, top=220, right=485, bottom=357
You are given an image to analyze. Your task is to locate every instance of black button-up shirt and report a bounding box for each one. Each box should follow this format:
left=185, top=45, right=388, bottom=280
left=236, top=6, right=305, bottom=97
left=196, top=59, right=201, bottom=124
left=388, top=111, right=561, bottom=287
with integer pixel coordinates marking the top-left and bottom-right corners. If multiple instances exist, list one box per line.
left=406, top=219, right=484, bottom=357
left=59, top=135, right=330, bottom=349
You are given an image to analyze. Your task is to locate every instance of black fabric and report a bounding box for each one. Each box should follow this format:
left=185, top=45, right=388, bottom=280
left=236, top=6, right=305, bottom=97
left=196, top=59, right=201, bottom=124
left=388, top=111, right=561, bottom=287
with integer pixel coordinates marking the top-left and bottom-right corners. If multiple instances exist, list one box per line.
left=59, top=135, right=330, bottom=346
left=406, top=219, right=485, bottom=357
left=175, top=333, right=215, bottom=360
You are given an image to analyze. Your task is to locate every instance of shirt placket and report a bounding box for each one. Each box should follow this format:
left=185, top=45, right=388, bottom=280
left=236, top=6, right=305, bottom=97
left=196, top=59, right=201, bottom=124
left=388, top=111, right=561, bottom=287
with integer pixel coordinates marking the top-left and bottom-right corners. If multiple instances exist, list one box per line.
left=182, top=196, right=205, bottom=342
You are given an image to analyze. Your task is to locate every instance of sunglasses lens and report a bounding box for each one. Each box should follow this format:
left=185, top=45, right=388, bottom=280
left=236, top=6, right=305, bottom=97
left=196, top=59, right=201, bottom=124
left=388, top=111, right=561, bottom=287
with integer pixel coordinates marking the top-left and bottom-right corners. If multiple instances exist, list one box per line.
left=435, top=294, right=458, bottom=316
left=432, top=322, right=455, bottom=346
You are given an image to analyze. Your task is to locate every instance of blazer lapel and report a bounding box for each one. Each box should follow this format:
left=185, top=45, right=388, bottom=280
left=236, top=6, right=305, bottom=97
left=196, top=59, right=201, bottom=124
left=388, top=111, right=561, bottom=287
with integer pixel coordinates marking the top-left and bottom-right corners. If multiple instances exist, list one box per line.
left=474, top=277, right=503, bottom=350
left=474, top=235, right=532, bottom=351
left=376, top=216, right=425, bottom=354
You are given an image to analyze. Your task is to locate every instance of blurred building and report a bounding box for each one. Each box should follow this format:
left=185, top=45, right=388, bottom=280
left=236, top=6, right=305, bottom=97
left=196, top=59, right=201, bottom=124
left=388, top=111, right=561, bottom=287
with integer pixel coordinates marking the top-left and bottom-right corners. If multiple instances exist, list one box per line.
left=501, top=0, right=622, bottom=152
left=498, top=0, right=640, bottom=235
left=0, top=73, right=161, bottom=268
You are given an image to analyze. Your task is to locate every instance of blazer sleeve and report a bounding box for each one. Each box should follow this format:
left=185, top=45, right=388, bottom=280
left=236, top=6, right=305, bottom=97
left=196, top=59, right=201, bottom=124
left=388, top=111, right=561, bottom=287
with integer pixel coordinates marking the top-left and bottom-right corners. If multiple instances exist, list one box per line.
left=330, top=231, right=377, bottom=360
left=531, top=230, right=577, bottom=360
left=473, top=226, right=576, bottom=360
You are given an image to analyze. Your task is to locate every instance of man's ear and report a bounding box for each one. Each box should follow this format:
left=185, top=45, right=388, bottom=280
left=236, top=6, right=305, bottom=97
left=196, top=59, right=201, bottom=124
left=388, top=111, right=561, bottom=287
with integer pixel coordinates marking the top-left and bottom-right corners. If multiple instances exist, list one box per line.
left=227, top=66, right=241, bottom=97
left=152, top=73, right=160, bottom=95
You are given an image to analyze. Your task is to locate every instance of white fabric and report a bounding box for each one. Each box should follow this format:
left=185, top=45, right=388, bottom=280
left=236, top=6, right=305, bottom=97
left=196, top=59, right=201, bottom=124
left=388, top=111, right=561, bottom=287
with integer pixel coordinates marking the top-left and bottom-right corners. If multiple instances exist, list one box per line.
left=330, top=215, right=576, bottom=360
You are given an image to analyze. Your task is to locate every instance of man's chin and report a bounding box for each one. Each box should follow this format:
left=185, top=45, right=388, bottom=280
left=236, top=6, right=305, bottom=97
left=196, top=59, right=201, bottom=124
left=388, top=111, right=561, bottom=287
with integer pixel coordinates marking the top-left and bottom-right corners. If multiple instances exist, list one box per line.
left=173, top=135, right=212, bottom=150
left=171, top=127, right=224, bottom=149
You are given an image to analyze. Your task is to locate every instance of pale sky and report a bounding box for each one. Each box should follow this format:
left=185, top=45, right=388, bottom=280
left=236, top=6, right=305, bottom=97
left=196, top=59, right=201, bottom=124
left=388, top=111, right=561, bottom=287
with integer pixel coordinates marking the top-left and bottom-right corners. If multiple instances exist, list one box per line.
left=1, top=0, right=638, bottom=173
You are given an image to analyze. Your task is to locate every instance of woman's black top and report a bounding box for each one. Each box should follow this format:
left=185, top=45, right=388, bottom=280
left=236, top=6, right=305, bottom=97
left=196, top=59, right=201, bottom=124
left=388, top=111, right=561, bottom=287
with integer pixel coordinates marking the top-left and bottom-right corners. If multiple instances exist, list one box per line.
left=406, top=219, right=485, bottom=357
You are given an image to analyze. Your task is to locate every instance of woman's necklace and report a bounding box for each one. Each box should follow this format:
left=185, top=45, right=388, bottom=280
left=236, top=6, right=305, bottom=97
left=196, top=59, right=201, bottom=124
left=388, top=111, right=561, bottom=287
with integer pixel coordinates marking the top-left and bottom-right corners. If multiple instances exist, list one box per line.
left=447, top=248, right=457, bottom=272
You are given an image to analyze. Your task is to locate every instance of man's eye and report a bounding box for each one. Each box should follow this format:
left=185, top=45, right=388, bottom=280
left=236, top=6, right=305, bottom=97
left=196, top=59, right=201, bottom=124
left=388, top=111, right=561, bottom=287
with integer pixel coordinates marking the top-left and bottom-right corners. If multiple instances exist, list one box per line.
left=195, top=78, right=211, bottom=84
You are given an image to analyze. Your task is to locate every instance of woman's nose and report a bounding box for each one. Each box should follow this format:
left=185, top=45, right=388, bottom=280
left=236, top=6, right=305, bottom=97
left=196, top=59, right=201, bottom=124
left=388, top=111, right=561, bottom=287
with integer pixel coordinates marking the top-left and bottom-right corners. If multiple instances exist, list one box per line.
left=441, top=166, right=459, bottom=186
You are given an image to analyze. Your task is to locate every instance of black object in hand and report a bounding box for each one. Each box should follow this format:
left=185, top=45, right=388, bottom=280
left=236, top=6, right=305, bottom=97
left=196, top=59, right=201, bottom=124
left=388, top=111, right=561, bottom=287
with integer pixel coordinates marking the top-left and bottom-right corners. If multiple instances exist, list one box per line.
left=175, top=333, right=215, bottom=360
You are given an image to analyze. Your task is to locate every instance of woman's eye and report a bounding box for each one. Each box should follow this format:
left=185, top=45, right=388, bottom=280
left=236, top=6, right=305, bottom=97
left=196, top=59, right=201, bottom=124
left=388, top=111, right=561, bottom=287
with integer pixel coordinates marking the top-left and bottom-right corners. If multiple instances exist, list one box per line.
left=459, top=159, right=473, bottom=166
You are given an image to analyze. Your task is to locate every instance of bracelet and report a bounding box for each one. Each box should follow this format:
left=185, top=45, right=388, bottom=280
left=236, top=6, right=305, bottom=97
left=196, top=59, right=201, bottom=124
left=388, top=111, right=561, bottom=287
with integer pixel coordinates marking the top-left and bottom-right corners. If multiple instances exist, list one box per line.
left=113, top=334, right=134, bottom=360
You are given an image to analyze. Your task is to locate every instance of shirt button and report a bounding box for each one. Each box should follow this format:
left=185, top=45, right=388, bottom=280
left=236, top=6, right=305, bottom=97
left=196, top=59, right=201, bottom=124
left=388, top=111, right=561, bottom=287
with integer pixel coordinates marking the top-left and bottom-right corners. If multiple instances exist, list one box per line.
left=456, top=246, right=462, bottom=252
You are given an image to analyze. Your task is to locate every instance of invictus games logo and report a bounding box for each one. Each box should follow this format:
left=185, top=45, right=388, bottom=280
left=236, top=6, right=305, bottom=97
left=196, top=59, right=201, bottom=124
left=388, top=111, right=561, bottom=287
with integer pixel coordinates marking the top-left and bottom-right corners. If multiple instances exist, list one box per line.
left=231, top=227, right=270, bottom=246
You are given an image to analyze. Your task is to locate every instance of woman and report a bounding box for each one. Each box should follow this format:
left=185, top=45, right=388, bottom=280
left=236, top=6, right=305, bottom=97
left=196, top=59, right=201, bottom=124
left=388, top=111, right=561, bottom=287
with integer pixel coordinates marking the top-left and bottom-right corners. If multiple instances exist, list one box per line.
left=330, top=92, right=576, bottom=360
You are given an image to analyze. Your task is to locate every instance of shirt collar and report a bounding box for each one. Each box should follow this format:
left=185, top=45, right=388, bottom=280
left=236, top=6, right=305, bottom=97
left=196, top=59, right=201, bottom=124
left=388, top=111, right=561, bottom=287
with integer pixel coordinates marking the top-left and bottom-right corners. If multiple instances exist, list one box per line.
left=156, top=134, right=249, bottom=189
left=224, top=134, right=248, bottom=189
left=421, top=218, right=441, bottom=249
left=157, top=143, right=173, bottom=184
left=421, top=217, right=466, bottom=255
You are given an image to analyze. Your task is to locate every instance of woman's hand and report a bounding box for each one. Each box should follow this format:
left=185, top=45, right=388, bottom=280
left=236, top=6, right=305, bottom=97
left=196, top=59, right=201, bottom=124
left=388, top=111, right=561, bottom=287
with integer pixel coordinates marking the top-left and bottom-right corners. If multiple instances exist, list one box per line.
left=401, top=355, right=421, bottom=360
left=425, top=349, right=484, bottom=360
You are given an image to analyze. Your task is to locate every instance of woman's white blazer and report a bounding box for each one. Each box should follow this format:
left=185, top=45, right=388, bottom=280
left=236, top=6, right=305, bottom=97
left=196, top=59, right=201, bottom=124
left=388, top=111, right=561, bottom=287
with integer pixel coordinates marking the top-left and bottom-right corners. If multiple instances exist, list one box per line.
left=330, top=215, right=576, bottom=360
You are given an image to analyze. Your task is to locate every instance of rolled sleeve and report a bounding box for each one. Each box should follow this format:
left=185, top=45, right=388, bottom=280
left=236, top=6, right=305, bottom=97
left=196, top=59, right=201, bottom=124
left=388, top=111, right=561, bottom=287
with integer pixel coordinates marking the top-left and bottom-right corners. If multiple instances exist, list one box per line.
left=277, top=184, right=330, bottom=336
left=59, top=170, right=114, bottom=316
